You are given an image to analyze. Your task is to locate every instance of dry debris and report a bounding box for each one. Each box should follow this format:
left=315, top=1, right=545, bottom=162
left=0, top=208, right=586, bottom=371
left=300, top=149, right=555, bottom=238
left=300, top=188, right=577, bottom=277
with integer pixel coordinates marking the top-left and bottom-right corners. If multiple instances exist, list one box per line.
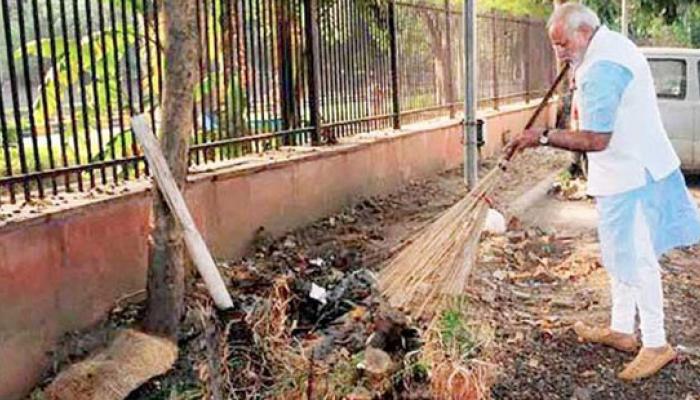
left=37, top=148, right=694, bottom=400
left=471, top=203, right=700, bottom=399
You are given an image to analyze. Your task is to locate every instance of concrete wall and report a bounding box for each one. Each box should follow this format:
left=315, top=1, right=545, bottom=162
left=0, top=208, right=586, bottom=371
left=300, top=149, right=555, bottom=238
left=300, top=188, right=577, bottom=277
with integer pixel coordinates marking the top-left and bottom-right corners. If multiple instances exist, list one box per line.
left=0, top=101, right=556, bottom=399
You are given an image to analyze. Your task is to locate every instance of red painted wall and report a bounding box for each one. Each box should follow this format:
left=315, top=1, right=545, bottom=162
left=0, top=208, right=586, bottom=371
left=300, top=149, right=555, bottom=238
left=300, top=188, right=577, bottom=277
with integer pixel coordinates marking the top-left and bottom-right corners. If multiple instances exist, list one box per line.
left=0, top=103, right=556, bottom=399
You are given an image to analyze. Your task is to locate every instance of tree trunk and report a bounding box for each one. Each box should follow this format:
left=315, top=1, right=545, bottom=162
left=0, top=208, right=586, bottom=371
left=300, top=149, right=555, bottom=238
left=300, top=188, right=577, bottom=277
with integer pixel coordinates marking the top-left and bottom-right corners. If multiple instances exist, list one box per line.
left=144, top=0, right=198, bottom=340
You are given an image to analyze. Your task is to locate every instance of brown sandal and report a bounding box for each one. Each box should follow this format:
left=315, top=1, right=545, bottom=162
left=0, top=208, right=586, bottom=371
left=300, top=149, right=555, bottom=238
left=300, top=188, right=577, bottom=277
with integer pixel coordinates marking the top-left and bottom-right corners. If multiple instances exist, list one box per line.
left=618, top=345, right=677, bottom=381
left=573, top=321, right=638, bottom=353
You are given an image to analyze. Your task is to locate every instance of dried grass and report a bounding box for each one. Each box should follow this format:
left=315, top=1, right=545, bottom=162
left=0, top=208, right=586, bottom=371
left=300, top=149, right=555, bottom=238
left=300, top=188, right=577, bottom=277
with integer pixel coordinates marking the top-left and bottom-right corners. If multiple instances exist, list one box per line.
left=187, top=276, right=315, bottom=399
left=379, top=167, right=503, bottom=319
left=421, top=299, right=497, bottom=400
left=430, top=361, right=494, bottom=400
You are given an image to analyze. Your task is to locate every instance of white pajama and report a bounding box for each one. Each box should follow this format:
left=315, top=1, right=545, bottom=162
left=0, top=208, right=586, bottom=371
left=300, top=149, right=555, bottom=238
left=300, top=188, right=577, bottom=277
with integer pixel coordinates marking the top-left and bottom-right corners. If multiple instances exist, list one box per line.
left=596, top=169, right=700, bottom=348
left=608, top=201, right=666, bottom=348
left=572, top=26, right=700, bottom=349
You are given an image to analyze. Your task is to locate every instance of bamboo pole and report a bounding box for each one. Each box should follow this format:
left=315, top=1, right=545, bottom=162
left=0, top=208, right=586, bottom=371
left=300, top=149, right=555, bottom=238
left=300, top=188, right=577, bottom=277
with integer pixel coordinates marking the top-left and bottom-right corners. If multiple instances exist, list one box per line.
left=133, top=115, right=234, bottom=310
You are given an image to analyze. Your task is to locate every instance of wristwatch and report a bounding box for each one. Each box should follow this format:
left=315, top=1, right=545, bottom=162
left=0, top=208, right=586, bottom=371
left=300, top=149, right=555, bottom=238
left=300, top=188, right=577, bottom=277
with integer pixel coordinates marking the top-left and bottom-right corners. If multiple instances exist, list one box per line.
left=539, top=129, right=551, bottom=146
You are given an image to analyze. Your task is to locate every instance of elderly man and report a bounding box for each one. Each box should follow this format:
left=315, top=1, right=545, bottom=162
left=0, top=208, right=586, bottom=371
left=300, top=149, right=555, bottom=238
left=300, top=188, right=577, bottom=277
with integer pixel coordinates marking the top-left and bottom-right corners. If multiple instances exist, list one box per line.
left=505, top=3, right=700, bottom=380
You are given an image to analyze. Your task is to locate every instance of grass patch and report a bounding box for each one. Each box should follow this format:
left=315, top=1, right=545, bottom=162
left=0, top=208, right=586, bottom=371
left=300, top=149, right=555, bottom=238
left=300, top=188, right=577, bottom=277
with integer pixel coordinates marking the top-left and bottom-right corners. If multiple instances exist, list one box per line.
left=437, top=298, right=493, bottom=362
left=421, top=298, right=496, bottom=399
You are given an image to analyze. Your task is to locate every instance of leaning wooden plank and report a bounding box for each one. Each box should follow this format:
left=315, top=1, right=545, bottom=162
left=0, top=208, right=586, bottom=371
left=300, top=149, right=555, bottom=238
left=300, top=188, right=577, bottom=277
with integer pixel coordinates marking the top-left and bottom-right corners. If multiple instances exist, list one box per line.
left=44, top=329, right=178, bottom=400
left=132, top=114, right=233, bottom=310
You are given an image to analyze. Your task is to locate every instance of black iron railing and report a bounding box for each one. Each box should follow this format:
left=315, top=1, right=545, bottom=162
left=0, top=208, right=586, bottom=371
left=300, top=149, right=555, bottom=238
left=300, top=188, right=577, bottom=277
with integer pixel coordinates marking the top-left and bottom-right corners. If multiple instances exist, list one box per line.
left=0, top=0, right=555, bottom=203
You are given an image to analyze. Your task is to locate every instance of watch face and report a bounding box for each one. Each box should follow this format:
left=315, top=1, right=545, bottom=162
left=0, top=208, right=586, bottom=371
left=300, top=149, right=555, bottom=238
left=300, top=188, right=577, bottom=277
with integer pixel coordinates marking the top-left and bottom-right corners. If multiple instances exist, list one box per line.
left=539, top=135, right=548, bottom=145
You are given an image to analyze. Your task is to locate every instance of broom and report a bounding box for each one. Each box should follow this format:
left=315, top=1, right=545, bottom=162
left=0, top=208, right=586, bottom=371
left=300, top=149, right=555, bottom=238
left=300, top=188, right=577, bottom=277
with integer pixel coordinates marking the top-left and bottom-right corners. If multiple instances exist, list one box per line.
left=379, top=64, right=571, bottom=320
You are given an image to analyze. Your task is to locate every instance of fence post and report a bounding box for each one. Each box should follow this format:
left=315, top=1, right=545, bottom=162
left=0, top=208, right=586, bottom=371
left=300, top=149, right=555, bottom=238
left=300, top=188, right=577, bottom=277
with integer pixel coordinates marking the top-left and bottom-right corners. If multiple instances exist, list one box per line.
left=523, top=18, right=531, bottom=104
left=491, top=12, right=499, bottom=110
left=445, top=0, right=455, bottom=118
left=303, top=0, right=321, bottom=144
left=278, top=0, right=296, bottom=144
left=388, top=0, right=400, bottom=129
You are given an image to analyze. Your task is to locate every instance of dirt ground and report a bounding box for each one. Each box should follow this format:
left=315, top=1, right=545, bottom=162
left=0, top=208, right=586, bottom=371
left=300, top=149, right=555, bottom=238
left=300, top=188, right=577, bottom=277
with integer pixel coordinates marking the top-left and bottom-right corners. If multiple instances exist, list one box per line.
left=477, top=168, right=700, bottom=399
left=31, top=148, right=700, bottom=399
left=473, top=228, right=700, bottom=399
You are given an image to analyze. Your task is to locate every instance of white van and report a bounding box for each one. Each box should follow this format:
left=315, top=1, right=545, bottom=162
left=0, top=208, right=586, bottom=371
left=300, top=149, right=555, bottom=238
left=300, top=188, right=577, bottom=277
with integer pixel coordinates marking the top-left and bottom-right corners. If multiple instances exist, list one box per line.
left=643, top=47, right=700, bottom=171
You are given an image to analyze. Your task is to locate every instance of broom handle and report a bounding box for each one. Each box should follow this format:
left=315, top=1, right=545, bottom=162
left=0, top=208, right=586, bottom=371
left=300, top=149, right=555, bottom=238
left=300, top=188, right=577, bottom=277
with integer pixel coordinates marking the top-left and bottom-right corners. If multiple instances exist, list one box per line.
left=524, top=63, right=571, bottom=131
left=501, top=63, right=571, bottom=166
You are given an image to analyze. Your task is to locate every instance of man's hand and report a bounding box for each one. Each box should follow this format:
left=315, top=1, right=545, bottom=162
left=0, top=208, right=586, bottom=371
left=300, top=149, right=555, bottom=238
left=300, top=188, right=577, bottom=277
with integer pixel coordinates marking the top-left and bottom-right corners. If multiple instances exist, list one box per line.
left=503, top=128, right=546, bottom=161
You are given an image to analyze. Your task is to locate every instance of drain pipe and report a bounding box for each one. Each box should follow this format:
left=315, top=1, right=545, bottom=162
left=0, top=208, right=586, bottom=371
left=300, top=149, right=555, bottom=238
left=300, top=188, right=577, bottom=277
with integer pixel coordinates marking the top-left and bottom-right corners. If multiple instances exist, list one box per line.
left=463, top=0, right=478, bottom=187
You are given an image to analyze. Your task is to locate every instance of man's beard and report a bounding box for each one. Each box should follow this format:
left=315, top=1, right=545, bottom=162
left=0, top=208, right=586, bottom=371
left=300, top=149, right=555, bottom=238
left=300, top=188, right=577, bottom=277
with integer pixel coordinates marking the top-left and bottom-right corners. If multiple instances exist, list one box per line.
left=569, top=53, right=584, bottom=67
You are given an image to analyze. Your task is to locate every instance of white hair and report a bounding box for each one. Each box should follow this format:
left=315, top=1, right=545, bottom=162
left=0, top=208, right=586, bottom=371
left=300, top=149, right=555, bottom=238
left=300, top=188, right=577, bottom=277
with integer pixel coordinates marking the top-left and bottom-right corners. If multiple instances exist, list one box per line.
left=547, top=3, right=601, bottom=35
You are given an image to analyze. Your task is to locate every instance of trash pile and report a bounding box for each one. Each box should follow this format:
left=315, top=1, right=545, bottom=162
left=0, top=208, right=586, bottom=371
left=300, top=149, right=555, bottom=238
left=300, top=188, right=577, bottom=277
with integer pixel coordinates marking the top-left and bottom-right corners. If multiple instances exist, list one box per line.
left=34, top=174, right=484, bottom=400
left=214, top=224, right=426, bottom=398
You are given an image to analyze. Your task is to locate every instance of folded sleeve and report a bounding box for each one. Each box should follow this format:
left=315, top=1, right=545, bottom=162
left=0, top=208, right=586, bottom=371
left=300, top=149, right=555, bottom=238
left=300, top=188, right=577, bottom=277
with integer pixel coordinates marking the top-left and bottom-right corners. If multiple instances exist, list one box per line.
left=579, top=60, right=633, bottom=133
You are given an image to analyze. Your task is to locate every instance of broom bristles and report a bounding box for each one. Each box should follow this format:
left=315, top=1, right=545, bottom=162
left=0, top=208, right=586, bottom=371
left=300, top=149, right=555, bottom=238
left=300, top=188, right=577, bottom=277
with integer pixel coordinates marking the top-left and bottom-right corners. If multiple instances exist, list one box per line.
left=379, top=167, right=503, bottom=319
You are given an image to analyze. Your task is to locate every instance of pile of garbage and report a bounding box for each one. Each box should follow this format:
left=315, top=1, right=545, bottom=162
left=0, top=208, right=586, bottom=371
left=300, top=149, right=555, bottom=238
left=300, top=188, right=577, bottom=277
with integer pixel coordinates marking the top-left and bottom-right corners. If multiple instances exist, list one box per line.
left=126, top=183, right=468, bottom=399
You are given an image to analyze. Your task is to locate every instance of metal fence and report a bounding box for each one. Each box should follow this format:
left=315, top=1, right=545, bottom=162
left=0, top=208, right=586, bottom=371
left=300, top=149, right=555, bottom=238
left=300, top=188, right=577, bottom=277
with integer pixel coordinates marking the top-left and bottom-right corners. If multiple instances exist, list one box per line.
left=0, top=0, right=555, bottom=203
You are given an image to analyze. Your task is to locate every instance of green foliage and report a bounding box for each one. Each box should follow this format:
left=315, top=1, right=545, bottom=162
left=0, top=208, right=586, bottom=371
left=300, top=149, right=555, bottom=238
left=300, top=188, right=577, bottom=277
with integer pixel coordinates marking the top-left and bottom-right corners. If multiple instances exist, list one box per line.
left=0, top=137, right=74, bottom=176
left=478, top=0, right=551, bottom=17
left=685, top=5, right=700, bottom=46
left=438, top=306, right=480, bottom=362
left=581, top=0, right=621, bottom=30
left=96, top=126, right=134, bottom=162
left=401, top=0, right=551, bottom=17
left=639, top=3, right=700, bottom=47
left=5, top=0, right=150, bottom=138
left=469, top=0, right=700, bottom=47
left=583, top=0, right=700, bottom=48
left=16, top=28, right=137, bottom=124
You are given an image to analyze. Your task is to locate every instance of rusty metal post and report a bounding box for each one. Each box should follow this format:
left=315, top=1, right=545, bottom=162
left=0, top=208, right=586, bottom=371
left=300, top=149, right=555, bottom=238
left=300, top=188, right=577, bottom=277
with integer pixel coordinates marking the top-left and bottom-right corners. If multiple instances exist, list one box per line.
left=303, top=0, right=321, bottom=144
left=278, top=0, right=296, bottom=142
left=388, top=0, right=401, bottom=129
